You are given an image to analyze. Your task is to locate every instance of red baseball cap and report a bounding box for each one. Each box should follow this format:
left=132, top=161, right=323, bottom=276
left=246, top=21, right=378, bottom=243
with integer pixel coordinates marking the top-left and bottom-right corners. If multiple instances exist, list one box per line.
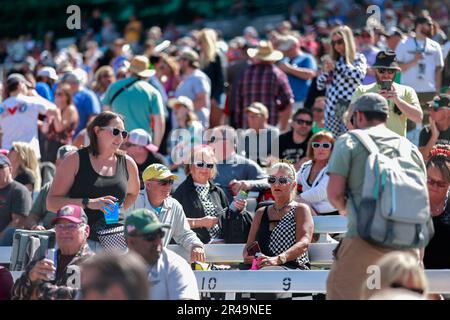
left=51, top=205, right=88, bottom=225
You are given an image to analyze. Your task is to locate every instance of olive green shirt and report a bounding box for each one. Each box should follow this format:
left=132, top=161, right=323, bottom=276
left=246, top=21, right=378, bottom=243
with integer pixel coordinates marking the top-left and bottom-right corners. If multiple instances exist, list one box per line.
left=351, top=82, right=420, bottom=136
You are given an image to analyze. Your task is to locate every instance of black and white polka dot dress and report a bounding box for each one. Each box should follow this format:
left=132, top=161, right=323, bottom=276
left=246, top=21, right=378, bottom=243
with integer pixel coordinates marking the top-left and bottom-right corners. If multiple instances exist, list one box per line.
left=317, top=53, right=367, bottom=137
left=269, top=207, right=309, bottom=268
left=196, top=184, right=221, bottom=239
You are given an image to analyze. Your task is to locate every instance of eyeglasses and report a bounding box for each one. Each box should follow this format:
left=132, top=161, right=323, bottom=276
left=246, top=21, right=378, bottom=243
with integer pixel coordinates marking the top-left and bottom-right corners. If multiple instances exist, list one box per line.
left=55, top=91, right=65, bottom=97
left=331, top=38, right=344, bottom=46
left=268, top=176, right=293, bottom=185
left=390, top=282, right=424, bottom=295
left=150, top=179, right=174, bottom=186
left=312, top=142, right=332, bottom=149
left=101, top=126, right=128, bottom=139
left=143, top=230, right=166, bottom=242
left=312, top=108, right=324, bottom=113
left=195, top=161, right=214, bottom=169
left=427, top=178, right=449, bottom=188
left=377, top=68, right=396, bottom=74
left=55, top=223, right=83, bottom=231
left=294, top=119, right=313, bottom=126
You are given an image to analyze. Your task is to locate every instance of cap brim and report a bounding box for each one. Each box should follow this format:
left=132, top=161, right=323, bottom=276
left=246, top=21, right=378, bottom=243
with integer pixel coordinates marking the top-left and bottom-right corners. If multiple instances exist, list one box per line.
left=145, top=144, right=159, bottom=153
left=51, top=216, right=83, bottom=225
left=135, top=69, right=156, bottom=78
left=247, top=50, right=283, bottom=61
left=142, top=223, right=172, bottom=234
left=372, top=65, right=401, bottom=71
left=246, top=107, right=263, bottom=115
left=158, top=172, right=179, bottom=180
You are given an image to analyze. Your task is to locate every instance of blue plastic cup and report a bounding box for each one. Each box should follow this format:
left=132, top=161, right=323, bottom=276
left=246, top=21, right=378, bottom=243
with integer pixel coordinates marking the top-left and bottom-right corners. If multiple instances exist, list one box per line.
left=103, top=202, right=120, bottom=225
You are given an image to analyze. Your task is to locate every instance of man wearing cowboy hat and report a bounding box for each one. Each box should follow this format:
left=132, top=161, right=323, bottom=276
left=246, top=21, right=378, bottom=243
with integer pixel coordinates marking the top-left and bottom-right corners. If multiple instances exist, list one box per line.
left=351, top=50, right=422, bottom=136
left=103, top=55, right=165, bottom=148
left=235, top=40, right=294, bottom=132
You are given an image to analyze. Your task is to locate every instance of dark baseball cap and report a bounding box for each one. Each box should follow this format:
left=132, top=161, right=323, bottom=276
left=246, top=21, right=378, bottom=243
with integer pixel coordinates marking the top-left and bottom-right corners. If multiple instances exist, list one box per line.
left=353, top=92, right=389, bottom=115
left=51, top=205, right=88, bottom=225
left=0, top=154, right=11, bottom=168
left=415, top=16, right=433, bottom=26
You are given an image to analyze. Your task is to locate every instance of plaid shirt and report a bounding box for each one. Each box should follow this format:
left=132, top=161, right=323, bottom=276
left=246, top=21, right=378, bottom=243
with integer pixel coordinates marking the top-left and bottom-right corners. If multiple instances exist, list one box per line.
left=12, top=243, right=93, bottom=300
left=235, top=63, right=294, bottom=128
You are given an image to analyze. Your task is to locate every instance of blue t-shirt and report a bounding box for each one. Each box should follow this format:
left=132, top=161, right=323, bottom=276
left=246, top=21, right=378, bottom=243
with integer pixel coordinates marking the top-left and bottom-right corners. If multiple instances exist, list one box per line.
left=73, top=88, right=101, bottom=135
left=282, top=53, right=317, bottom=103
left=36, top=82, right=54, bottom=102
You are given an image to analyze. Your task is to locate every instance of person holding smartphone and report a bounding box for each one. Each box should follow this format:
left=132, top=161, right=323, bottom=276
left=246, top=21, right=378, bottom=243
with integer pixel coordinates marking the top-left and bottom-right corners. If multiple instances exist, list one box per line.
left=351, top=50, right=422, bottom=137
left=243, top=162, right=314, bottom=270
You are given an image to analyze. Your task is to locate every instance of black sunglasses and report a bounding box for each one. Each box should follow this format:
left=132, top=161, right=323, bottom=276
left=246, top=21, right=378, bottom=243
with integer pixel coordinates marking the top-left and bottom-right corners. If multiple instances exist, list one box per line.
left=294, top=119, right=313, bottom=126
left=151, top=179, right=174, bottom=186
left=195, top=161, right=214, bottom=169
left=377, top=68, right=396, bottom=74
left=101, top=126, right=128, bottom=139
left=331, top=39, right=344, bottom=46
left=143, top=230, right=166, bottom=242
left=268, top=176, right=292, bottom=185
left=312, top=108, right=324, bottom=113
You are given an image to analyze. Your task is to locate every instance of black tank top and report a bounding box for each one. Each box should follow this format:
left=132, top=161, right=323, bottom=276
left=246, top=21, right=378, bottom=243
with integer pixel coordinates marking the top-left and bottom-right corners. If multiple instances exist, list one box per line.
left=68, top=148, right=128, bottom=240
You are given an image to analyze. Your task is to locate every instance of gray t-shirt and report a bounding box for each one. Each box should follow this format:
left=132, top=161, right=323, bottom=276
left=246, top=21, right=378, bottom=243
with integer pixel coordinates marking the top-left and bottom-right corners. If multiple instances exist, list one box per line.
left=215, top=153, right=268, bottom=202
left=327, top=125, right=425, bottom=237
left=0, top=181, right=32, bottom=232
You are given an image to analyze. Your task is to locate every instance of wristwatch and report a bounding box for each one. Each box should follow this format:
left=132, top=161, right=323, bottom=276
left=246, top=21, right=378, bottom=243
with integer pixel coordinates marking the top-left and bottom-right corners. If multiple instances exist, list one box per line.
left=278, top=253, right=287, bottom=265
left=82, top=198, right=90, bottom=209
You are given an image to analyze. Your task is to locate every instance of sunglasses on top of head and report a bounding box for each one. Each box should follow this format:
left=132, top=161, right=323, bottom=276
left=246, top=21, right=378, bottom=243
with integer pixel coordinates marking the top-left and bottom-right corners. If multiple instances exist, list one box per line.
left=101, top=126, right=128, bottom=139
left=268, top=176, right=292, bottom=185
left=312, top=142, right=332, bottom=149
left=195, top=161, right=214, bottom=169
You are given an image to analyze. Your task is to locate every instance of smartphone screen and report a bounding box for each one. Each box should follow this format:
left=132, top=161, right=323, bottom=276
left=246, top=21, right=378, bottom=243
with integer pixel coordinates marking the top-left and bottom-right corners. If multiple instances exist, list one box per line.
left=381, top=80, right=392, bottom=91
left=247, top=241, right=261, bottom=256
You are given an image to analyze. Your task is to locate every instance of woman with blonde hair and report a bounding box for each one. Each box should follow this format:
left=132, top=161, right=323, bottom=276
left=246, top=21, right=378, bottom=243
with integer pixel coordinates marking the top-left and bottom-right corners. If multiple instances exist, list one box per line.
left=92, top=66, right=115, bottom=101
left=198, top=28, right=225, bottom=127
left=362, top=251, right=428, bottom=300
left=296, top=131, right=337, bottom=215
left=243, top=162, right=314, bottom=270
left=8, top=141, right=42, bottom=193
left=317, top=25, right=367, bottom=137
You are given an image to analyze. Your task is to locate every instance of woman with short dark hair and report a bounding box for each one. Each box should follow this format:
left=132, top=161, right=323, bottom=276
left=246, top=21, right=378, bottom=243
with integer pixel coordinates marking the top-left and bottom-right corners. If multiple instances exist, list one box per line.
left=47, top=111, right=140, bottom=250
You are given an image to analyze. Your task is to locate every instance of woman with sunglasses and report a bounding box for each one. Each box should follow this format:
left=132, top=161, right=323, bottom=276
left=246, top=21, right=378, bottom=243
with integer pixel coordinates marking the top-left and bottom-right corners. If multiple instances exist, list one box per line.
left=424, top=145, right=450, bottom=269
left=243, top=162, right=314, bottom=270
left=173, top=145, right=247, bottom=244
left=47, top=111, right=140, bottom=250
left=40, top=83, right=79, bottom=163
left=296, top=131, right=338, bottom=215
left=317, top=25, right=367, bottom=137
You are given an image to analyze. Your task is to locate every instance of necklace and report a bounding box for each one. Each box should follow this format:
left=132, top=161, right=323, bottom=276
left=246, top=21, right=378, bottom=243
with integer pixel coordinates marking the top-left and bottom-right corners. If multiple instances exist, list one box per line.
left=273, top=201, right=292, bottom=215
left=431, top=196, right=448, bottom=216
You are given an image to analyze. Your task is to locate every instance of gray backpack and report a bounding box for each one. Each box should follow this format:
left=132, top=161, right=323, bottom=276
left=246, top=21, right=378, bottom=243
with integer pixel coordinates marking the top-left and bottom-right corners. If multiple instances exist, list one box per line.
left=350, top=129, right=434, bottom=249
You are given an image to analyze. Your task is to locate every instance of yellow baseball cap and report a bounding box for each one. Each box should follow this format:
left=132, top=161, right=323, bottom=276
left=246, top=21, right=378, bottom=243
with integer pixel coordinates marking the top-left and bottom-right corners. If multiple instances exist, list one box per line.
left=142, top=164, right=178, bottom=182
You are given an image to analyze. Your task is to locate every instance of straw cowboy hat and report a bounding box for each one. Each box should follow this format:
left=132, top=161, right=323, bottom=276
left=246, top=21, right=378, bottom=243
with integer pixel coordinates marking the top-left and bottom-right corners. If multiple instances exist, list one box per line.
left=129, top=55, right=155, bottom=78
left=247, top=40, right=283, bottom=62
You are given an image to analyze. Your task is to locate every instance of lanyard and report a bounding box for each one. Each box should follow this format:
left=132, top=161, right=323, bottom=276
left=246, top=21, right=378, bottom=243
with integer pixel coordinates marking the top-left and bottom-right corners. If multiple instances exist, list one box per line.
left=413, top=37, right=427, bottom=53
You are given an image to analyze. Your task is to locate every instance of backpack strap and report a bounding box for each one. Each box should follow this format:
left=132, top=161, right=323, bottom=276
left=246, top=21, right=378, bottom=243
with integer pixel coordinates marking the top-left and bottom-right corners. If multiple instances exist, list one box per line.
left=350, top=129, right=379, bottom=154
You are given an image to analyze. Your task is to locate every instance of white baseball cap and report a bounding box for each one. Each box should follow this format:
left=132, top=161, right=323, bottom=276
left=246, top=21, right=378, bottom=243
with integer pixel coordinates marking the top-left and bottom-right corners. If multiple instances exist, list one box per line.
left=168, top=96, right=194, bottom=112
left=128, top=129, right=158, bottom=153
left=37, top=67, right=59, bottom=81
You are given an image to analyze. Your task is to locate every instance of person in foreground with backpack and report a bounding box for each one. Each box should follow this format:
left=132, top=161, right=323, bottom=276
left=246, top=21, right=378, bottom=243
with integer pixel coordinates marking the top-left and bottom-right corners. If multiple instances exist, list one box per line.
left=12, top=205, right=94, bottom=300
left=326, top=92, right=432, bottom=300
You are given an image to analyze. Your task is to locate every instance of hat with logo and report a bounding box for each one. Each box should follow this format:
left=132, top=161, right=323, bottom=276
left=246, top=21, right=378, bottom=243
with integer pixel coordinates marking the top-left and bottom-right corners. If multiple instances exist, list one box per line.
left=245, top=102, right=269, bottom=118
left=277, top=35, right=299, bottom=51
left=372, top=50, right=401, bottom=71
left=142, top=163, right=178, bottom=182
left=353, top=92, right=389, bottom=115
left=168, top=96, right=194, bottom=112
left=428, top=94, right=450, bottom=110
left=129, top=55, right=155, bottom=78
left=6, top=73, right=32, bottom=88
left=37, top=67, right=59, bottom=81
left=0, top=154, right=11, bottom=168
left=51, top=204, right=88, bottom=225
left=125, top=208, right=171, bottom=237
left=128, top=129, right=158, bottom=153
